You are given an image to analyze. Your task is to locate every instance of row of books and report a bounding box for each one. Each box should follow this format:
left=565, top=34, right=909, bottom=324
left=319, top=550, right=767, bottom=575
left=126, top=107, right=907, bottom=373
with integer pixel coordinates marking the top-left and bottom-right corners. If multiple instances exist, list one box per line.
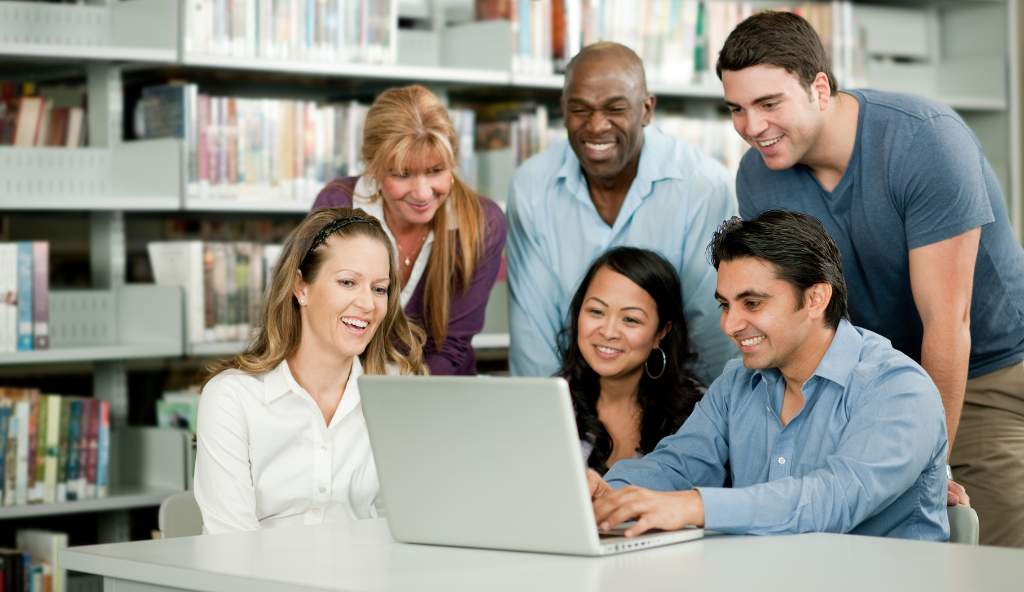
left=147, top=241, right=283, bottom=346
left=0, top=389, right=110, bottom=507
left=183, top=0, right=397, bottom=64
left=1, top=529, right=67, bottom=592
left=474, top=0, right=863, bottom=86
left=0, top=84, right=87, bottom=148
left=0, top=242, right=50, bottom=353
left=135, top=83, right=476, bottom=206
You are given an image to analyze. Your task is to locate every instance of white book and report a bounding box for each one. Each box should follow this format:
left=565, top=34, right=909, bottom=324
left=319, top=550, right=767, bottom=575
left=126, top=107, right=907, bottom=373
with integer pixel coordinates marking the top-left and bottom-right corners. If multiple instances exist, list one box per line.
left=147, top=241, right=206, bottom=346
left=0, top=244, right=16, bottom=352
left=14, top=398, right=30, bottom=505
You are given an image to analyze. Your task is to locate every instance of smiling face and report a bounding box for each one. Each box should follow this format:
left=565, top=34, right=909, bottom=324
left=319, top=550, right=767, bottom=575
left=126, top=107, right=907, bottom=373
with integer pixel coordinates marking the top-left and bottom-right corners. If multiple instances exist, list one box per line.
left=294, top=233, right=391, bottom=362
left=714, top=256, right=819, bottom=375
left=576, top=266, right=667, bottom=381
left=379, top=148, right=453, bottom=228
left=722, top=65, right=830, bottom=171
left=563, top=52, right=654, bottom=184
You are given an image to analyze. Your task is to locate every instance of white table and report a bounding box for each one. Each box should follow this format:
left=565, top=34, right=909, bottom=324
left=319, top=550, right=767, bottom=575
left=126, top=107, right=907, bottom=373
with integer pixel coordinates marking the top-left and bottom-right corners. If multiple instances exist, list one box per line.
left=62, top=519, right=1022, bottom=592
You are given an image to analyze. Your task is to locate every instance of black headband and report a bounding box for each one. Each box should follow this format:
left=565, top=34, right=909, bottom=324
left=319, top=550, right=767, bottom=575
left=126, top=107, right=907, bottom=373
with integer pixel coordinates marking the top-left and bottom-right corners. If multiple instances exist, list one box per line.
left=302, top=214, right=379, bottom=266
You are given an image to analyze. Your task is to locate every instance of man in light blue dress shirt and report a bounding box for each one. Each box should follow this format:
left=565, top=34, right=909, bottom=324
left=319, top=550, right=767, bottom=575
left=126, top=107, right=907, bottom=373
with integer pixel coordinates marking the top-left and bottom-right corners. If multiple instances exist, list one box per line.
left=590, top=211, right=950, bottom=540
left=506, top=42, right=737, bottom=385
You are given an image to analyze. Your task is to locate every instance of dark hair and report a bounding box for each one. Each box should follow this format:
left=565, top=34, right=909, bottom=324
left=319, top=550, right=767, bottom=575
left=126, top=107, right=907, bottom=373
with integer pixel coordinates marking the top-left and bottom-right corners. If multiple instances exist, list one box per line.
left=707, top=210, right=848, bottom=329
left=716, top=11, right=837, bottom=95
left=558, top=247, right=703, bottom=474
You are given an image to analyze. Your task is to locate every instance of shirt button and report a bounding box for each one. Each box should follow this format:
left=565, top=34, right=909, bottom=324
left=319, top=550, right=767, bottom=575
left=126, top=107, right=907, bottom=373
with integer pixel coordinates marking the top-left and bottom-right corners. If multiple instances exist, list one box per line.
left=777, top=456, right=786, bottom=465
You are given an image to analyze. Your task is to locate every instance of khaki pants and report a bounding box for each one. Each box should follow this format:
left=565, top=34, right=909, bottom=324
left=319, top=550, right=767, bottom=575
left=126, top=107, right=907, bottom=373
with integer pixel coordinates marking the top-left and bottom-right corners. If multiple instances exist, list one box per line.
left=950, top=360, right=1024, bottom=548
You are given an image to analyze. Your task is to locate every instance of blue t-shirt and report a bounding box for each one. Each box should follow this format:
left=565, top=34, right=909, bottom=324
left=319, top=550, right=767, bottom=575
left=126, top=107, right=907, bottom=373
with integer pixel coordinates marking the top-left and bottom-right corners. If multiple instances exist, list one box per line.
left=738, top=89, right=1024, bottom=379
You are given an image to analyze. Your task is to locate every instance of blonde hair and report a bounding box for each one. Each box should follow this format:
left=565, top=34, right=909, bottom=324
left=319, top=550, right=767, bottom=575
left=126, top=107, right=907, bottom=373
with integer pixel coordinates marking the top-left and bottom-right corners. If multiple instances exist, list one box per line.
left=361, top=84, right=486, bottom=347
left=205, top=207, right=427, bottom=383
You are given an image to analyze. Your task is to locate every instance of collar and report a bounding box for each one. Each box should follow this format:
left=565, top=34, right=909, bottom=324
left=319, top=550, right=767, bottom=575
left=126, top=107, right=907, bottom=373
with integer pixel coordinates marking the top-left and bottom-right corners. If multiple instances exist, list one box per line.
left=555, top=126, right=686, bottom=199
left=264, top=357, right=364, bottom=405
left=749, top=319, right=862, bottom=390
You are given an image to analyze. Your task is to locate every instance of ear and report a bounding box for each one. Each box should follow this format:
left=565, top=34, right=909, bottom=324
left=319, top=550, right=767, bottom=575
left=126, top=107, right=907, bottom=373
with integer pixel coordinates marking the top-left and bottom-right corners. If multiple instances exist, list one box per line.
left=811, top=72, right=831, bottom=111
left=804, top=283, right=833, bottom=322
left=641, top=94, right=656, bottom=126
left=292, top=269, right=309, bottom=306
left=654, top=321, right=672, bottom=347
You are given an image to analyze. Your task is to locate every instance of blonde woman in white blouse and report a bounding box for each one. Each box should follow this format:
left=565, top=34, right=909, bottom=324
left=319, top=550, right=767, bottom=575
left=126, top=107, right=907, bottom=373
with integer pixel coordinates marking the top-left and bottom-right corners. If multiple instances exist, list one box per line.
left=194, top=207, right=427, bottom=534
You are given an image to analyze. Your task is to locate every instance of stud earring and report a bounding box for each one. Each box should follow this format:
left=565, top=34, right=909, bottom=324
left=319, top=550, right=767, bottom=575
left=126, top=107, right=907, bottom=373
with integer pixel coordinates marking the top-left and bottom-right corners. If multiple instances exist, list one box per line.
left=298, top=298, right=306, bottom=306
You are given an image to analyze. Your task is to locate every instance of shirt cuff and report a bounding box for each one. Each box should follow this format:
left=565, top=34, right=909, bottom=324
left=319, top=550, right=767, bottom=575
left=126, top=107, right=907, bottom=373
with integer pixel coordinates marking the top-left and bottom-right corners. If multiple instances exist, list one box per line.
left=696, top=486, right=757, bottom=533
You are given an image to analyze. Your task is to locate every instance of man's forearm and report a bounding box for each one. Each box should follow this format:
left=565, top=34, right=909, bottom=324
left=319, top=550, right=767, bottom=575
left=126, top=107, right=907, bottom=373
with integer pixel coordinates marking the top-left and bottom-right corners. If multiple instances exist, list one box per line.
left=920, top=322, right=971, bottom=452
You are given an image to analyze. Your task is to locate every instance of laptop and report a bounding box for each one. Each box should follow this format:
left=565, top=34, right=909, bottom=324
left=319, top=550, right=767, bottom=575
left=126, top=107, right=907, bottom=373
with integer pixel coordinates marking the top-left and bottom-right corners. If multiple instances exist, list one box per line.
left=358, top=375, right=704, bottom=556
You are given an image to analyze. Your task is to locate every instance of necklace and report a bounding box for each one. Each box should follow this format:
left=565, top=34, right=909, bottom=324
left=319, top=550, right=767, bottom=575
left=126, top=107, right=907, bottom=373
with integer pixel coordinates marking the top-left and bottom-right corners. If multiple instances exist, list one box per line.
left=395, top=229, right=429, bottom=268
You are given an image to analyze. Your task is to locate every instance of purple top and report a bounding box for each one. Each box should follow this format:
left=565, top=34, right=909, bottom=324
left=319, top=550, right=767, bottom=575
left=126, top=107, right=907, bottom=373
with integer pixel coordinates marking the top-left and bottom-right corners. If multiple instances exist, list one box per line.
left=313, top=176, right=508, bottom=375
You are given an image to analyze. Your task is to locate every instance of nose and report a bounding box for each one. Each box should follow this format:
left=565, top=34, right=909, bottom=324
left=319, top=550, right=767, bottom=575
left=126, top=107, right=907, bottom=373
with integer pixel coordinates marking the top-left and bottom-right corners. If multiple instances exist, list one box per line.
left=721, top=305, right=746, bottom=337
left=598, top=316, right=620, bottom=340
left=743, top=110, right=767, bottom=139
left=586, top=110, right=611, bottom=134
left=413, top=175, right=432, bottom=200
left=353, top=284, right=374, bottom=312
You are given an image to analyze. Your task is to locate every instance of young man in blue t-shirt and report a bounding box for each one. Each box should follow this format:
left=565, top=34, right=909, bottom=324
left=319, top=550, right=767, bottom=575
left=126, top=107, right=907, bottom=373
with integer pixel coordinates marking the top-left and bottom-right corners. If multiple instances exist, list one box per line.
left=717, top=11, right=1024, bottom=547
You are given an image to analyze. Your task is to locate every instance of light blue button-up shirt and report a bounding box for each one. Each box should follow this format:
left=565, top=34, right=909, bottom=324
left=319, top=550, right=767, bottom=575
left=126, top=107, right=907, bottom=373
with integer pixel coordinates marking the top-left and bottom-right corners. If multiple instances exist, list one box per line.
left=506, top=126, right=737, bottom=385
left=604, top=320, right=949, bottom=540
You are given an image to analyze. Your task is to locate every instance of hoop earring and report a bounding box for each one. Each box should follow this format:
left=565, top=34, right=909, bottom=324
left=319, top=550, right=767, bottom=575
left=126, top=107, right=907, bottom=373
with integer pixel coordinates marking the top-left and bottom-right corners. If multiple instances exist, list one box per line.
left=645, top=347, right=667, bottom=380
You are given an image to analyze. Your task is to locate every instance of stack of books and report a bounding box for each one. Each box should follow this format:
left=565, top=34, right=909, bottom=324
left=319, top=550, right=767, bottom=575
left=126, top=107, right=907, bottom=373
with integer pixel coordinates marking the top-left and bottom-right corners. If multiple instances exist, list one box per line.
left=0, top=83, right=86, bottom=148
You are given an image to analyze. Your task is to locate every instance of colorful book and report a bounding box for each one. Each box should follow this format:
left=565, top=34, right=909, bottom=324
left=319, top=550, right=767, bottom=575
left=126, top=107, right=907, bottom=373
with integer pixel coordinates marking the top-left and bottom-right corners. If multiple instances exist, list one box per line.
left=32, top=241, right=49, bottom=350
left=96, top=400, right=110, bottom=499
left=15, top=242, right=33, bottom=351
left=65, top=399, right=82, bottom=501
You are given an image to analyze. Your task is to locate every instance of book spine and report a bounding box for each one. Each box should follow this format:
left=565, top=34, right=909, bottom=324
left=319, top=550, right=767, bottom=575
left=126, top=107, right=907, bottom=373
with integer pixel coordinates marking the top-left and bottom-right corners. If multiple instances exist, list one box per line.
left=65, top=400, right=81, bottom=501
left=43, top=395, right=60, bottom=504
left=0, top=404, right=10, bottom=505
left=84, top=399, right=98, bottom=500
left=33, top=394, right=48, bottom=504
left=96, top=400, right=110, bottom=498
left=14, top=399, right=29, bottom=505
left=56, top=398, right=70, bottom=503
left=15, top=242, right=33, bottom=351
left=26, top=393, right=39, bottom=502
left=32, top=242, right=49, bottom=350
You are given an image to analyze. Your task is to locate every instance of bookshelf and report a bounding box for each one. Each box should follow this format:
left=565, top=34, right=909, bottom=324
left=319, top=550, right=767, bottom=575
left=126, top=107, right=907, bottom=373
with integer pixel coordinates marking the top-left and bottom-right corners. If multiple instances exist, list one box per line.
left=0, top=0, right=1019, bottom=548
left=0, top=426, right=191, bottom=521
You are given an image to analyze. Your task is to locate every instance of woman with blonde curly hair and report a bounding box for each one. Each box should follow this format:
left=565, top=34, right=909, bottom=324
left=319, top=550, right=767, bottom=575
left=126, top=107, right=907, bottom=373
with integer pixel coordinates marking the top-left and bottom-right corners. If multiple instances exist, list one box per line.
left=195, top=207, right=426, bottom=534
left=314, top=84, right=507, bottom=375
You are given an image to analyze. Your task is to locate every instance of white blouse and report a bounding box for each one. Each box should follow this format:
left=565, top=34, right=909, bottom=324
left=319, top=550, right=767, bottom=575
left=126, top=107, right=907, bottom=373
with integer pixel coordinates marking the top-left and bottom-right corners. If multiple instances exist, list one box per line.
left=194, top=358, right=382, bottom=534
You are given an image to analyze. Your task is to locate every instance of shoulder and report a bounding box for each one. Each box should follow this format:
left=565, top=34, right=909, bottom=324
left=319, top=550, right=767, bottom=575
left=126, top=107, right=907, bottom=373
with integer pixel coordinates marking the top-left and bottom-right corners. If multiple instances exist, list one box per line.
left=510, top=141, right=570, bottom=196
left=847, top=327, right=941, bottom=408
left=855, top=88, right=958, bottom=123
left=313, top=176, right=358, bottom=210
left=477, top=196, right=508, bottom=232
left=199, top=368, right=263, bottom=414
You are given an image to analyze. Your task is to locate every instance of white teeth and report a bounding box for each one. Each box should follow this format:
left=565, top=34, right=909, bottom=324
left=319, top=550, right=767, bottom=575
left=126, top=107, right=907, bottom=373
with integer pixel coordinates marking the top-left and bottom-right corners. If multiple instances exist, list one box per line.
left=342, top=317, right=368, bottom=329
left=740, top=336, right=765, bottom=347
left=758, top=137, right=781, bottom=148
left=596, top=345, right=620, bottom=355
left=585, top=142, right=614, bottom=152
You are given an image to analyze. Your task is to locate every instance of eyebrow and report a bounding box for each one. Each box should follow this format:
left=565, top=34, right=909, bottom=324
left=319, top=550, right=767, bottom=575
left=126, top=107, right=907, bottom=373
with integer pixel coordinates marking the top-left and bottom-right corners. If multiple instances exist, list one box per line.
left=566, top=96, right=630, bottom=106
left=584, top=297, right=649, bottom=315
left=724, top=92, right=785, bottom=109
left=714, top=289, right=772, bottom=301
